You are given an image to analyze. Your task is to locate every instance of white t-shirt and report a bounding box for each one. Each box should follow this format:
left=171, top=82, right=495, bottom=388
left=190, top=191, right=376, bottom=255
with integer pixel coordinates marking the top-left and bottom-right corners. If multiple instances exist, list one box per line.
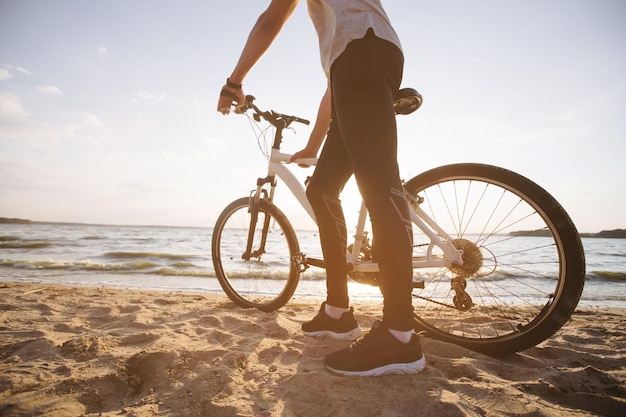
left=306, top=0, right=402, bottom=78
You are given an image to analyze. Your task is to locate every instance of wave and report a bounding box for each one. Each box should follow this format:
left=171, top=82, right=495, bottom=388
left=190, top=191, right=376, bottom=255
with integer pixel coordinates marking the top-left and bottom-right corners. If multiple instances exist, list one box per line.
left=0, top=239, right=54, bottom=249
left=0, top=259, right=159, bottom=273
left=2, top=254, right=625, bottom=285
left=580, top=293, right=626, bottom=301
left=151, top=268, right=216, bottom=278
left=589, top=271, right=626, bottom=281
left=589, top=251, right=626, bottom=258
left=103, top=252, right=196, bottom=262
left=170, top=262, right=196, bottom=268
left=82, top=235, right=106, bottom=240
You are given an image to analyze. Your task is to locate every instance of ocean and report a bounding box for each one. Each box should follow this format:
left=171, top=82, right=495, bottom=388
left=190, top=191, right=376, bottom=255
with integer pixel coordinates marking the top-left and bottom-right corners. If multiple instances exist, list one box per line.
left=1, top=222, right=624, bottom=308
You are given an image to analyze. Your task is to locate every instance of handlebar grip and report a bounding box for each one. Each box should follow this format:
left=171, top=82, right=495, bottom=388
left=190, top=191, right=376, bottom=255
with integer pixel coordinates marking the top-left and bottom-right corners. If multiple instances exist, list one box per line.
left=294, top=157, right=317, bottom=166
left=234, top=94, right=309, bottom=126
left=234, top=95, right=256, bottom=114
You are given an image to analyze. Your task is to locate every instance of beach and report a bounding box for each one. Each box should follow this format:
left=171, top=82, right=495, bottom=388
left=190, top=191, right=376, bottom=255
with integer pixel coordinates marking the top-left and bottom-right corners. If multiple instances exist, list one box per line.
left=0, top=282, right=624, bottom=417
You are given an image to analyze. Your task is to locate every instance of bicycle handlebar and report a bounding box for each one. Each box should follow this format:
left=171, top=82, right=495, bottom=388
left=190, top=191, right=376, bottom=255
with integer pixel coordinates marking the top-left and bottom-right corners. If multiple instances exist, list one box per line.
left=233, top=87, right=422, bottom=126
left=235, top=95, right=310, bottom=128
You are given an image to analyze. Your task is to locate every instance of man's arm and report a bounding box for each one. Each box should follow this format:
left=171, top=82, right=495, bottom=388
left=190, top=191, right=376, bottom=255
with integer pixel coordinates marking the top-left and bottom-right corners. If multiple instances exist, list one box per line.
left=218, top=0, right=300, bottom=114
left=289, top=81, right=331, bottom=166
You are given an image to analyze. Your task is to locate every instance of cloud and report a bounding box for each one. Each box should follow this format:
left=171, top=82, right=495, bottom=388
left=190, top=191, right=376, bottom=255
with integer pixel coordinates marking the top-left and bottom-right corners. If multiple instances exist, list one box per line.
left=0, top=93, right=103, bottom=144
left=0, top=93, right=28, bottom=121
left=0, top=65, right=33, bottom=79
left=59, top=111, right=104, bottom=145
left=134, top=91, right=167, bottom=102
left=97, top=46, right=107, bottom=62
left=0, top=93, right=50, bottom=140
left=75, top=112, right=102, bottom=128
left=37, top=85, right=62, bottom=95
left=0, top=68, right=11, bottom=81
left=9, top=65, right=32, bottom=76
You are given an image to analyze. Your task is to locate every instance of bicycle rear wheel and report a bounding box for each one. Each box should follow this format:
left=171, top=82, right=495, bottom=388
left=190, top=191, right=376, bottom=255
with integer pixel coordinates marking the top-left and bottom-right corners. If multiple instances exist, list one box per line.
left=405, top=163, right=585, bottom=355
left=212, top=197, right=300, bottom=312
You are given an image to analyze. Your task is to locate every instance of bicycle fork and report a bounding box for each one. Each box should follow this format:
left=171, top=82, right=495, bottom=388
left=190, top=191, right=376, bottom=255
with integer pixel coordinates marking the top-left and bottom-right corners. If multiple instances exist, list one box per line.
left=242, top=176, right=276, bottom=261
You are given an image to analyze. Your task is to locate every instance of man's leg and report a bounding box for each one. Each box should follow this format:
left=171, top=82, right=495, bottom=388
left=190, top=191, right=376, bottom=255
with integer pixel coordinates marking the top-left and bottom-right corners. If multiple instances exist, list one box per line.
left=301, top=117, right=362, bottom=341
left=306, top=117, right=353, bottom=309
left=330, top=31, right=414, bottom=331
left=321, top=31, right=424, bottom=377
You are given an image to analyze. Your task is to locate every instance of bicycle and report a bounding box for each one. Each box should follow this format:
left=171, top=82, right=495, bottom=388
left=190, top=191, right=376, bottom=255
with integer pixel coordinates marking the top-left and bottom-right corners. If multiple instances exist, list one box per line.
left=211, top=91, right=586, bottom=355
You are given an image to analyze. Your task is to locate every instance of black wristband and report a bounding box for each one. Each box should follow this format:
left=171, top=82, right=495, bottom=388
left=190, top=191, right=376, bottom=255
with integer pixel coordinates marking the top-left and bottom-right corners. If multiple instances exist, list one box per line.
left=226, top=78, right=242, bottom=89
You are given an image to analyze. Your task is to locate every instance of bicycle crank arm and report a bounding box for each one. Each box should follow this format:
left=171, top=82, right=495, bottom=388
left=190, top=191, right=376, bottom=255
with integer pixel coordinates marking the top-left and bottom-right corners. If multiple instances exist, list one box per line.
left=304, top=257, right=326, bottom=269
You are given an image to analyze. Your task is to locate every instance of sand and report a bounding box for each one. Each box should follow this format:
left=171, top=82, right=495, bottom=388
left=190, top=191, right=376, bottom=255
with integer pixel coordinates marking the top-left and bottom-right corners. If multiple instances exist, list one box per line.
left=0, top=282, right=624, bottom=417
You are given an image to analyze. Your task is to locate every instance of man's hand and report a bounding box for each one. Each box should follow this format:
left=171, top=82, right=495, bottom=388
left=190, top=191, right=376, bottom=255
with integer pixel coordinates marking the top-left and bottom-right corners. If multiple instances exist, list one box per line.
left=218, top=83, right=245, bottom=115
left=289, top=148, right=318, bottom=167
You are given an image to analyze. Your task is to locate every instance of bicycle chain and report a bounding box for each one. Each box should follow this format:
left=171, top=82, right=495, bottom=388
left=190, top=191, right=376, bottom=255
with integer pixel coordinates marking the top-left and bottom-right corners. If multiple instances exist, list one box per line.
left=411, top=241, right=470, bottom=311
left=412, top=293, right=458, bottom=310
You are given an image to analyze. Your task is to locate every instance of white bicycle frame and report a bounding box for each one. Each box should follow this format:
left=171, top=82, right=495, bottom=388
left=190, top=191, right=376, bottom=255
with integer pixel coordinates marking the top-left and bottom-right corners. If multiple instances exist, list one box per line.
left=256, top=149, right=464, bottom=274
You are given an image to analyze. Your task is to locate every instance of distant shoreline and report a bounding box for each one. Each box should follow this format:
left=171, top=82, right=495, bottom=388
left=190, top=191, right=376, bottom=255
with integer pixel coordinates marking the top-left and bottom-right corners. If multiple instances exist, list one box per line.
left=509, top=228, right=626, bottom=239
left=1, top=217, right=625, bottom=238
left=0, top=217, right=210, bottom=230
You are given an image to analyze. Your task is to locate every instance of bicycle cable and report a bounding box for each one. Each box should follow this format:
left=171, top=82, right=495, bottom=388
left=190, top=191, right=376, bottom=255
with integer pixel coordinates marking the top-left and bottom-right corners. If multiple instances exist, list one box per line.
left=244, top=112, right=273, bottom=161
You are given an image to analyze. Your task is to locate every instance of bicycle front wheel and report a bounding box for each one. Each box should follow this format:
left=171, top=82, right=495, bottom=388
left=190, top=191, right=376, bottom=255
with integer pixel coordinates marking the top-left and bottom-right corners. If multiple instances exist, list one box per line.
left=405, top=163, right=585, bottom=355
left=211, top=197, right=300, bottom=312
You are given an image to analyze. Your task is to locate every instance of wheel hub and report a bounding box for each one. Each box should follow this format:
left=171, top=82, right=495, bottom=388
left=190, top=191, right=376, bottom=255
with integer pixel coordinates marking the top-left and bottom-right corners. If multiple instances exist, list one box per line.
left=448, top=238, right=483, bottom=278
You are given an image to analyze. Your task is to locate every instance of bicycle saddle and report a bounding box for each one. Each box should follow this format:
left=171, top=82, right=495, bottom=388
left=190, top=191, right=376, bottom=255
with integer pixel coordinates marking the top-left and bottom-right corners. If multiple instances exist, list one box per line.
left=393, top=88, right=423, bottom=115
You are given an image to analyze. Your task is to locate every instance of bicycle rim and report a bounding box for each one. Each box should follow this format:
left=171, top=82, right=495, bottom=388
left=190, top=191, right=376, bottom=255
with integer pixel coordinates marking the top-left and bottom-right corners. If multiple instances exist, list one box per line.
left=211, top=197, right=300, bottom=312
left=405, top=163, right=585, bottom=355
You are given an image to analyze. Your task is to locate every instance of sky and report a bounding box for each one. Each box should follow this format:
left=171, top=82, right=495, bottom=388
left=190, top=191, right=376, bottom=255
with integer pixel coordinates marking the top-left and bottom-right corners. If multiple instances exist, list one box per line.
left=0, top=0, right=625, bottom=233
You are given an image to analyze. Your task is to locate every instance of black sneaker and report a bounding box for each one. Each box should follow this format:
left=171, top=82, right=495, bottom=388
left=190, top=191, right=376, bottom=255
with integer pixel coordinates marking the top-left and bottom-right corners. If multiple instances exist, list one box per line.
left=302, top=302, right=362, bottom=341
left=324, top=320, right=425, bottom=376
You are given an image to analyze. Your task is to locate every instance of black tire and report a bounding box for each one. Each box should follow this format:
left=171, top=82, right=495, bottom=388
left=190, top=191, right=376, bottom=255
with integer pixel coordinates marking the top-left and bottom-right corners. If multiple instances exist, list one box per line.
left=405, top=163, right=585, bottom=355
left=212, top=197, right=300, bottom=311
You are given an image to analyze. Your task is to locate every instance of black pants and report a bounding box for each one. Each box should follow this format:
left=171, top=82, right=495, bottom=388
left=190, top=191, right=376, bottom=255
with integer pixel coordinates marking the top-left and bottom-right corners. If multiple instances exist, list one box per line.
left=306, top=30, right=415, bottom=331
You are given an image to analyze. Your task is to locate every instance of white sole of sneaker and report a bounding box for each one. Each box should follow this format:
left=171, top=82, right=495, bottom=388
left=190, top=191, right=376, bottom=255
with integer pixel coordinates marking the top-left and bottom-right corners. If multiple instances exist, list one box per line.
left=303, top=326, right=363, bottom=341
left=326, top=356, right=426, bottom=377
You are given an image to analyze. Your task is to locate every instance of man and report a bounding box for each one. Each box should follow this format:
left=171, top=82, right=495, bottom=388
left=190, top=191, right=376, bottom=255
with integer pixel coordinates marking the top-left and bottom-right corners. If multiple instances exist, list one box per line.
left=217, top=0, right=424, bottom=377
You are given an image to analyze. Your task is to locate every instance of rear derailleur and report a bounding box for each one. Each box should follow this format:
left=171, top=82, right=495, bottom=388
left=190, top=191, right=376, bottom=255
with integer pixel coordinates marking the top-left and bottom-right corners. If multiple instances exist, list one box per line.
left=451, top=277, right=473, bottom=311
